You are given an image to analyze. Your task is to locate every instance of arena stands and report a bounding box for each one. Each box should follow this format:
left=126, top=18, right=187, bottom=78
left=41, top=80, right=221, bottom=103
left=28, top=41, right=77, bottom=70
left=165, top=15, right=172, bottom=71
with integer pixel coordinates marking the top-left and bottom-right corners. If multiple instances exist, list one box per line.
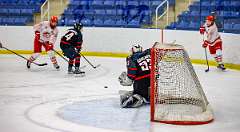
left=59, top=0, right=175, bottom=28
left=0, top=0, right=45, bottom=25
left=0, top=0, right=239, bottom=34
left=167, top=0, right=240, bottom=33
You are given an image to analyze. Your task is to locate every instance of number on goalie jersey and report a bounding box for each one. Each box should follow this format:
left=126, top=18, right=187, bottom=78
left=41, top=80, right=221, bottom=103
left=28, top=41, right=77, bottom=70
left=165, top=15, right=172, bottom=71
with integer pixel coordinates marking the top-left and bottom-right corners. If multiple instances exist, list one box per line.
left=126, top=45, right=151, bottom=101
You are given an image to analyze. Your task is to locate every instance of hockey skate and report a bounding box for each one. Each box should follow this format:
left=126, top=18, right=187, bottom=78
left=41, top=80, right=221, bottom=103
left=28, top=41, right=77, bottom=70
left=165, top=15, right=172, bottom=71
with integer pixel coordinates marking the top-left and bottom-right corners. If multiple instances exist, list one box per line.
left=53, top=63, right=60, bottom=70
left=27, top=60, right=31, bottom=69
left=217, top=64, right=226, bottom=71
left=73, top=67, right=85, bottom=77
left=68, top=66, right=74, bottom=74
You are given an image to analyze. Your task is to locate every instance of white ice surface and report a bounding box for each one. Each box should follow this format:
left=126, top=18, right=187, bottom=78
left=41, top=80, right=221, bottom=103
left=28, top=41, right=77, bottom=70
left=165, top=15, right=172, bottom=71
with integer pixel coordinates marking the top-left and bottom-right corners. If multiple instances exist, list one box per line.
left=0, top=55, right=240, bottom=132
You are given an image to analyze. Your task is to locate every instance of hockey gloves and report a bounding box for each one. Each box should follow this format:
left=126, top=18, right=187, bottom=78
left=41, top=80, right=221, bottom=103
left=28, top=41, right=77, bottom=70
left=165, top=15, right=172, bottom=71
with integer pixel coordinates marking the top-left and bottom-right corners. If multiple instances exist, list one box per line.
left=202, top=40, right=209, bottom=48
left=199, top=26, right=205, bottom=34
left=118, top=72, right=133, bottom=86
left=35, top=31, right=40, bottom=40
left=75, top=47, right=81, bottom=53
left=44, top=43, right=54, bottom=51
left=75, top=44, right=82, bottom=53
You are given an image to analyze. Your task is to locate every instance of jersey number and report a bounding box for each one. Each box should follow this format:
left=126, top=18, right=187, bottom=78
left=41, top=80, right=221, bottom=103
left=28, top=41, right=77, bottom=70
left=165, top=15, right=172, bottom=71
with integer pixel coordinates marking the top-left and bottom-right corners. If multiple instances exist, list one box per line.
left=65, top=32, right=74, bottom=41
left=139, top=58, right=151, bottom=71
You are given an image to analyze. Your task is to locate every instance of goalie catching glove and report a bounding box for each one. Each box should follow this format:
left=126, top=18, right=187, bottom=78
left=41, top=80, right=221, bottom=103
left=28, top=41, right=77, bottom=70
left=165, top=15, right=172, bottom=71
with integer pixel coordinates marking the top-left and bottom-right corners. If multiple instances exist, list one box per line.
left=118, top=71, right=133, bottom=86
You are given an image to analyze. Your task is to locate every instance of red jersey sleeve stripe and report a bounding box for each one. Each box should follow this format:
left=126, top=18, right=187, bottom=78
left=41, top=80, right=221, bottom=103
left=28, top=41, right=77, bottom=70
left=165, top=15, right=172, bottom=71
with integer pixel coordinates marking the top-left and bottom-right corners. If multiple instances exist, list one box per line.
left=128, top=68, right=137, bottom=70
left=61, top=40, right=70, bottom=45
left=127, top=74, right=136, bottom=78
left=135, top=74, right=150, bottom=80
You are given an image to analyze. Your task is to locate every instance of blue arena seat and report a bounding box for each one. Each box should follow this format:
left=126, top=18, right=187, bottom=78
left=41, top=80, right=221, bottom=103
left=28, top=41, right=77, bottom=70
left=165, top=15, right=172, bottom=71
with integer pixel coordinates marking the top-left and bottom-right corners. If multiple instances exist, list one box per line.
left=95, top=9, right=106, bottom=16
left=93, top=18, right=104, bottom=27
left=8, top=9, right=21, bottom=15
left=103, top=0, right=115, bottom=9
left=21, top=9, right=34, bottom=15
left=81, top=18, right=93, bottom=26
left=0, top=0, right=45, bottom=25
left=103, top=19, right=116, bottom=27
left=127, top=19, right=140, bottom=28
left=115, top=0, right=127, bottom=7
left=0, top=9, right=8, bottom=15
left=127, top=0, right=139, bottom=9
left=15, top=17, right=28, bottom=25
left=115, top=19, right=127, bottom=27
left=105, top=9, right=117, bottom=16
left=91, top=0, right=104, bottom=9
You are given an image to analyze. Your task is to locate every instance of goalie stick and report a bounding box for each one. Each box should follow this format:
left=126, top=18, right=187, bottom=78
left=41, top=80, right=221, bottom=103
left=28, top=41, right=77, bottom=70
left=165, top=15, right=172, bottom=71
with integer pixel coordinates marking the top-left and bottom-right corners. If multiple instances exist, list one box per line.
left=0, top=42, right=47, bottom=66
left=118, top=90, right=133, bottom=95
left=79, top=52, right=100, bottom=69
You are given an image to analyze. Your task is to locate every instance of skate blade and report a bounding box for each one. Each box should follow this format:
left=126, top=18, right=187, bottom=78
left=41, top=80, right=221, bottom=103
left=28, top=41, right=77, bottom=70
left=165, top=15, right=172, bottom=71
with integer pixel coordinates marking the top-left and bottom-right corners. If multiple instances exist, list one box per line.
left=74, top=73, right=85, bottom=77
left=217, top=68, right=227, bottom=72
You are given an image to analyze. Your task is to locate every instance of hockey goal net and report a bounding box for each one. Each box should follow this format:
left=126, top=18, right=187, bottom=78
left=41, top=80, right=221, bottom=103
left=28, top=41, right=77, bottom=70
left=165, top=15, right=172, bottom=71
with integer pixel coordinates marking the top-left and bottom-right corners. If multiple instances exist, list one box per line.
left=150, top=43, right=214, bottom=125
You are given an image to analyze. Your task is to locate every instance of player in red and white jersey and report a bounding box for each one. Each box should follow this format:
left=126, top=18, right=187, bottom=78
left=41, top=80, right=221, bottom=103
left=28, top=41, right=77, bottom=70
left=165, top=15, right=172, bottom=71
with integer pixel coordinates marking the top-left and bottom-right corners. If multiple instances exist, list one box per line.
left=200, top=15, right=226, bottom=70
left=27, top=16, right=60, bottom=69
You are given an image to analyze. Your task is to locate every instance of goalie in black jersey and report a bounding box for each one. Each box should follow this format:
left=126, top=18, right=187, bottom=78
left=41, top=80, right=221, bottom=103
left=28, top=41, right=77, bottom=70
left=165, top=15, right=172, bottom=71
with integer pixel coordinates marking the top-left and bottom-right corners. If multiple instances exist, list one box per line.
left=118, top=44, right=151, bottom=108
left=60, top=22, right=85, bottom=75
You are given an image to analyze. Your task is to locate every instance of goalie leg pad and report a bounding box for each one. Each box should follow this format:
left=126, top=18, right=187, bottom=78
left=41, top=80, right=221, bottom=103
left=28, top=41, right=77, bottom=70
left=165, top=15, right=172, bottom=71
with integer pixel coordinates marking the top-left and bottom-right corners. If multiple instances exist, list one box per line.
left=120, top=94, right=144, bottom=108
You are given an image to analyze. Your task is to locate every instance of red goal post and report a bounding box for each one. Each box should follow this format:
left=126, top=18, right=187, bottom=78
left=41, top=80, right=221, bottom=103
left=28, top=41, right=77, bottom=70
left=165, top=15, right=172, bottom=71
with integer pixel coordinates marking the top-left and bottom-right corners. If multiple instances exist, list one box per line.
left=150, top=43, right=214, bottom=125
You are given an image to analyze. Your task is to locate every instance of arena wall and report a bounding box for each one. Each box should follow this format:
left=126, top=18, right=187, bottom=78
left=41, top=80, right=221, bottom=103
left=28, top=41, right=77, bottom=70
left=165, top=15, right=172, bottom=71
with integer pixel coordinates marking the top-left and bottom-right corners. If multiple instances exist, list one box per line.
left=0, top=26, right=239, bottom=69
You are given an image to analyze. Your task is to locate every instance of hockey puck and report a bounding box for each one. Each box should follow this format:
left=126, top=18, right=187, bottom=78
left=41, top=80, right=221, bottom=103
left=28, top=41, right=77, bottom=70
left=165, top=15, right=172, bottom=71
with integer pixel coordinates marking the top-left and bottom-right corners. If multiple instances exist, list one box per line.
left=104, top=86, right=108, bottom=88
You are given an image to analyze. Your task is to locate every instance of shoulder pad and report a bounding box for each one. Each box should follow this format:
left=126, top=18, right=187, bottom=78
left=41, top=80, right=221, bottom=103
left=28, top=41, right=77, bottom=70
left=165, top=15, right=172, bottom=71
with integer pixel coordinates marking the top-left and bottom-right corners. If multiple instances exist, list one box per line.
left=68, top=29, right=78, bottom=34
left=131, top=53, right=141, bottom=61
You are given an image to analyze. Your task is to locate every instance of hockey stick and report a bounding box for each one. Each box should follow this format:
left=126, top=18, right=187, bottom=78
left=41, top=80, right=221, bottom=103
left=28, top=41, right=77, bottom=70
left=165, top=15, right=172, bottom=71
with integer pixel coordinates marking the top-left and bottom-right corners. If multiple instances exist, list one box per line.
left=79, top=52, right=100, bottom=69
left=51, top=48, right=86, bottom=69
left=202, top=35, right=209, bottom=72
left=0, top=42, right=47, bottom=66
left=204, top=48, right=209, bottom=72
left=51, top=48, right=69, bottom=62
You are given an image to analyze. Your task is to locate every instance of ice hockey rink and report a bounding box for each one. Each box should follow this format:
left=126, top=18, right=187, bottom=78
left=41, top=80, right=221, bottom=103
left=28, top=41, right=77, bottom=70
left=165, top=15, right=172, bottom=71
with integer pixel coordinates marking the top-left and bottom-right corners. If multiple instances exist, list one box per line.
left=0, top=54, right=240, bottom=132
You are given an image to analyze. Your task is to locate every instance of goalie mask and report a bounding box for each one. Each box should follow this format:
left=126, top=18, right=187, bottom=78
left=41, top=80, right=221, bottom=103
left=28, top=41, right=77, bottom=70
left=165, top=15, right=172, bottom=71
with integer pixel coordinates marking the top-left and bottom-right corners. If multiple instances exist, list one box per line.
left=131, top=44, right=143, bottom=54
left=74, top=22, right=83, bottom=32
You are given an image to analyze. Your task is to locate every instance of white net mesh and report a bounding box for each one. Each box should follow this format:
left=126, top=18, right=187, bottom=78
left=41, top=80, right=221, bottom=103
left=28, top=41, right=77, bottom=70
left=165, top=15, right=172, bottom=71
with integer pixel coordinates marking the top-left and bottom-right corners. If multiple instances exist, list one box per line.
left=151, top=43, right=214, bottom=124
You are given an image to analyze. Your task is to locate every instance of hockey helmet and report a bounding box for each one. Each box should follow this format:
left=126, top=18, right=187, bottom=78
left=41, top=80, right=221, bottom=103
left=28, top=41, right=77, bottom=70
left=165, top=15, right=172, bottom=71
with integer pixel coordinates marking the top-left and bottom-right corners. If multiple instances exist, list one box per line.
left=206, top=15, right=214, bottom=21
left=131, top=44, right=143, bottom=54
left=50, top=16, right=58, bottom=23
left=74, top=22, right=83, bottom=32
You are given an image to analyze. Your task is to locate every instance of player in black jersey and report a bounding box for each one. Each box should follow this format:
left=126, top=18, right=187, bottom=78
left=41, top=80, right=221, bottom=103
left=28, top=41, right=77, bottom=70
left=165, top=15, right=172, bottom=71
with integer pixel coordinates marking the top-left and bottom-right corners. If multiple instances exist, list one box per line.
left=118, top=44, right=151, bottom=108
left=60, top=22, right=85, bottom=75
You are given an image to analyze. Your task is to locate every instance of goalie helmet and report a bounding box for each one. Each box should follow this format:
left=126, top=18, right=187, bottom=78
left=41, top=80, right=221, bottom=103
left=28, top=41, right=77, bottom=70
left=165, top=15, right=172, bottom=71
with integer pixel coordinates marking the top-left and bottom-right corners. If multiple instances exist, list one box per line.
left=74, top=22, right=83, bottom=32
left=131, top=44, right=143, bottom=54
